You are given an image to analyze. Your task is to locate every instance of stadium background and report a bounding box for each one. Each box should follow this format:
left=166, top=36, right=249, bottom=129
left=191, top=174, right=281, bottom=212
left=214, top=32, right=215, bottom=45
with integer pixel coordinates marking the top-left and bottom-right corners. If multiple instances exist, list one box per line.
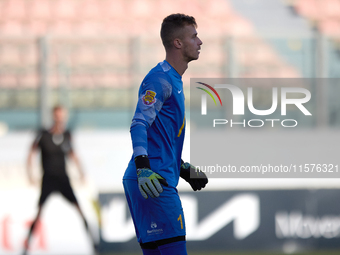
left=0, top=0, right=340, bottom=254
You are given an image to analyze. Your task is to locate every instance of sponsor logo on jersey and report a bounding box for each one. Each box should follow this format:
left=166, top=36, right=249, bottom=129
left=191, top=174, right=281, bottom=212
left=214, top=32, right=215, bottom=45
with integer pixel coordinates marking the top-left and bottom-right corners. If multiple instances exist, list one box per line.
left=151, top=222, right=157, bottom=229
left=142, top=90, right=156, bottom=105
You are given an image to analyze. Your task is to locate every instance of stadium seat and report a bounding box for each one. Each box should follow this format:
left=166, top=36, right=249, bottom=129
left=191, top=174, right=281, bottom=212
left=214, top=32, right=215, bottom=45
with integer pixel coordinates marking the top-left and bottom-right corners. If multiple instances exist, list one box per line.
left=295, top=0, right=321, bottom=20
left=51, top=20, right=74, bottom=35
left=0, top=74, right=18, bottom=88
left=80, top=0, right=101, bottom=20
left=318, top=19, right=340, bottom=37
left=0, top=44, right=21, bottom=66
left=0, top=20, right=23, bottom=35
left=27, top=20, right=49, bottom=35
left=29, top=0, right=51, bottom=20
left=102, top=0, right=126, bottom=19
left=129, top=0, right=154, bottom=18
left=321, top=0, right=340, bottom=18
left=77, top=21, right=104, bottom=35
left=19, top=73, right=39, bottom=88
left=53, top=0, right=78, bottom=20
left=3, top=0, right=27, bottom=20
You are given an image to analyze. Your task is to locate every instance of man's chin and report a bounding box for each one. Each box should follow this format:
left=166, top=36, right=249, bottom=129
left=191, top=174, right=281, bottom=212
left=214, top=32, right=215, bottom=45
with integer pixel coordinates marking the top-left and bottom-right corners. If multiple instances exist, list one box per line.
left=188, top=56, right=199, bottom=62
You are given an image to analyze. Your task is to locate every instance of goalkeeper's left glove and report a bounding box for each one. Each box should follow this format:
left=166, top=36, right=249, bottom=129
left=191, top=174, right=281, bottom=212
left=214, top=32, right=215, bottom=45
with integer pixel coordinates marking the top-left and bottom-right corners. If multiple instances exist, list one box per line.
left=135, top=155, right=168, bottom=199
left=180, top=160, right=208, bottom=191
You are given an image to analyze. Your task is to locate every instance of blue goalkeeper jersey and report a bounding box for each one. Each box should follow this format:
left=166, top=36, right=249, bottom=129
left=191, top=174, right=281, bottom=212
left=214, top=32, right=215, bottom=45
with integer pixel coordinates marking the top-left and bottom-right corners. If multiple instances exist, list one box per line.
left=123, top=60, right=186, bottom=188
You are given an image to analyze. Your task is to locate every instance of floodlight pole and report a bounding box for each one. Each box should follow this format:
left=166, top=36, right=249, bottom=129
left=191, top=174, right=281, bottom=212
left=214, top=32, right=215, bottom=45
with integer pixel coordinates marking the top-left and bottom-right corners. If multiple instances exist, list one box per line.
left=38, top=36, right=51, bottom=129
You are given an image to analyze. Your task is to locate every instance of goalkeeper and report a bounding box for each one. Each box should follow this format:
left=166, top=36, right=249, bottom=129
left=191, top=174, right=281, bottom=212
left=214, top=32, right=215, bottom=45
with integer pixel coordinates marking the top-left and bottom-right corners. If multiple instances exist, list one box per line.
left=123, top=13, right=207, bottom=255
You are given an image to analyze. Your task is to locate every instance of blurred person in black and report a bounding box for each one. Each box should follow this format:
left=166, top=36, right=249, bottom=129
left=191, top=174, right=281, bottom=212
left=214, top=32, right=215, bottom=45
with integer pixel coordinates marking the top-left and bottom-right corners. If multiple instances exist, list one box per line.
left=23, top=105, right=96, bottom=255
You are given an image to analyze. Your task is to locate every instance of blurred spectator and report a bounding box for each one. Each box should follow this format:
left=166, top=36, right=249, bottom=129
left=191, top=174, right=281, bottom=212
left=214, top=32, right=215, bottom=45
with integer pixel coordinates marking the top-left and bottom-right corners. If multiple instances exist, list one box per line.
left=23, top=105, right=97, bottom=255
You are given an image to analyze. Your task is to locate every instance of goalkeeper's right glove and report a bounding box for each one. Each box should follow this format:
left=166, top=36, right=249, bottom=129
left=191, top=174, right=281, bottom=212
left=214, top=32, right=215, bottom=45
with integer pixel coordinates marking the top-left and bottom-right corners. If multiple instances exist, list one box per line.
left=180, top=160, right=208, bottom=191
left=134, top=155, right=168, bottom=199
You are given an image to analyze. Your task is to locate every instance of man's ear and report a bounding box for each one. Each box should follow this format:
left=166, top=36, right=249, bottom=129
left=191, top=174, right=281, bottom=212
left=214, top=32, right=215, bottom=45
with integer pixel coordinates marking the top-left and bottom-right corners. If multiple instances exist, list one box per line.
left=173, top=38, right=182, bottom=49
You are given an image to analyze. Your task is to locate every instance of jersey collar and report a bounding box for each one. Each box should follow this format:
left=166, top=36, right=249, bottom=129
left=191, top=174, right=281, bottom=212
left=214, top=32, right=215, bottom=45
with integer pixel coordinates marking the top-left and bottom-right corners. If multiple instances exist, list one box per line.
left=162, top=60, right=182, bottom=79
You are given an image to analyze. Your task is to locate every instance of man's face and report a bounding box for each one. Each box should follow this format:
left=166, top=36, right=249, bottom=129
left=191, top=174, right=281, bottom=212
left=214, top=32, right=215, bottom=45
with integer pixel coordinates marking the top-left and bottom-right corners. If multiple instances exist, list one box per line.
left=181, top=24, right=202, bottom=62
left=53, top=108, right=68, bottom=126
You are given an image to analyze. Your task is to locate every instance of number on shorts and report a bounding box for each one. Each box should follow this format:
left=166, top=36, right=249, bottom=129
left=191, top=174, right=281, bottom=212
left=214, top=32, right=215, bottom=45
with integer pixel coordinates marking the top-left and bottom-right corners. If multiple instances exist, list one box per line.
left=177, top=214, right=183, bottom=229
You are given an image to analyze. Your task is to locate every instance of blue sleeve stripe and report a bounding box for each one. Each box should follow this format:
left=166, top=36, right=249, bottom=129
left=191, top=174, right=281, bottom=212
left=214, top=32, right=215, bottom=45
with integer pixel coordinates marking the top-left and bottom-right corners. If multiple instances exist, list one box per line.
left=130, top=121, right=148, bottom=158
left=133, top=146, right=148, bottom=158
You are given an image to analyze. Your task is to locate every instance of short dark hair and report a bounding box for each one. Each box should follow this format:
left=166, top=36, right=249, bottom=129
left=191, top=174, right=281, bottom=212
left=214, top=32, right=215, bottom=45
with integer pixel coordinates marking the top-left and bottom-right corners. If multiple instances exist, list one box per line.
left=53, top=105, right=65, bottom=112
left=160, top=13, right=197, bottom=50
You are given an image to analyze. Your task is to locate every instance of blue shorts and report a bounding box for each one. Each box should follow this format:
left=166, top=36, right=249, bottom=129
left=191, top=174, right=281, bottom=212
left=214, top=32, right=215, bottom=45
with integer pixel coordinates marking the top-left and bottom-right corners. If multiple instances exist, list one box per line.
left=123, top=179, right=186, bottom=243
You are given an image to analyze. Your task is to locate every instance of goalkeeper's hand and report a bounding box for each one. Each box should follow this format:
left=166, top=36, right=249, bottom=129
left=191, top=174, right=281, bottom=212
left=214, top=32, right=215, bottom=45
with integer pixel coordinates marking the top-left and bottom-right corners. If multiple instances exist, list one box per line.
left=135, top=155, right=168, bottom=199
left=180, top=160, right=208, bottom=191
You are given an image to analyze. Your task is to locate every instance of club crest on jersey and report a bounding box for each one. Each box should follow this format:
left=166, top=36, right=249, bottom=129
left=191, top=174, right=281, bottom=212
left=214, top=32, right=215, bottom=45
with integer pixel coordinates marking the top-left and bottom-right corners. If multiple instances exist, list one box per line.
left=142, top=90, right=156, bottom=105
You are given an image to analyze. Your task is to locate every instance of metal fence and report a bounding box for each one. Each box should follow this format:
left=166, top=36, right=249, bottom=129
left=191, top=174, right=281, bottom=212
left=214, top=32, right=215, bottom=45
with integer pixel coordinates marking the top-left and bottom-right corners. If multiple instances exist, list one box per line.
left=0, top=34, right=339, bottom=130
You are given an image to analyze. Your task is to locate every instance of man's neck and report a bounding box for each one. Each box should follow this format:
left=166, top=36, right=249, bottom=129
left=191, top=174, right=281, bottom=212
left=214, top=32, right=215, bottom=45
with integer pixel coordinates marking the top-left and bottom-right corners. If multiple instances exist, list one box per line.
left=50, top=124, right=65, bottom=134
left=165, top=54, right=188, bottom=76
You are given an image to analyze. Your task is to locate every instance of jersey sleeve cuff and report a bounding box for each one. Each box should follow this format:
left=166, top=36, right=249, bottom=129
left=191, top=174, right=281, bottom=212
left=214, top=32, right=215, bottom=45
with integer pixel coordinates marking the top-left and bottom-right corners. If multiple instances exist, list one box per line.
left=134, top=155, right=151, bottom=170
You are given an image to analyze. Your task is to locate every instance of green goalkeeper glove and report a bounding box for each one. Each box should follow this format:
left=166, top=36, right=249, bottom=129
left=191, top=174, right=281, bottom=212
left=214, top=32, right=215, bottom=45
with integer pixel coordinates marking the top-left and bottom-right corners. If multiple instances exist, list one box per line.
left=180, top=160, right=208, bottom=191
left=135, top=155, right=168, bottom=199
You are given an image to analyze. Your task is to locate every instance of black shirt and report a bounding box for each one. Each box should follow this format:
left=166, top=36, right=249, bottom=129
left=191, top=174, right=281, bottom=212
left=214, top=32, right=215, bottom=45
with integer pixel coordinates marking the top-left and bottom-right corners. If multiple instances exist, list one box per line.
left=34, top=129, right=73, bottom=177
